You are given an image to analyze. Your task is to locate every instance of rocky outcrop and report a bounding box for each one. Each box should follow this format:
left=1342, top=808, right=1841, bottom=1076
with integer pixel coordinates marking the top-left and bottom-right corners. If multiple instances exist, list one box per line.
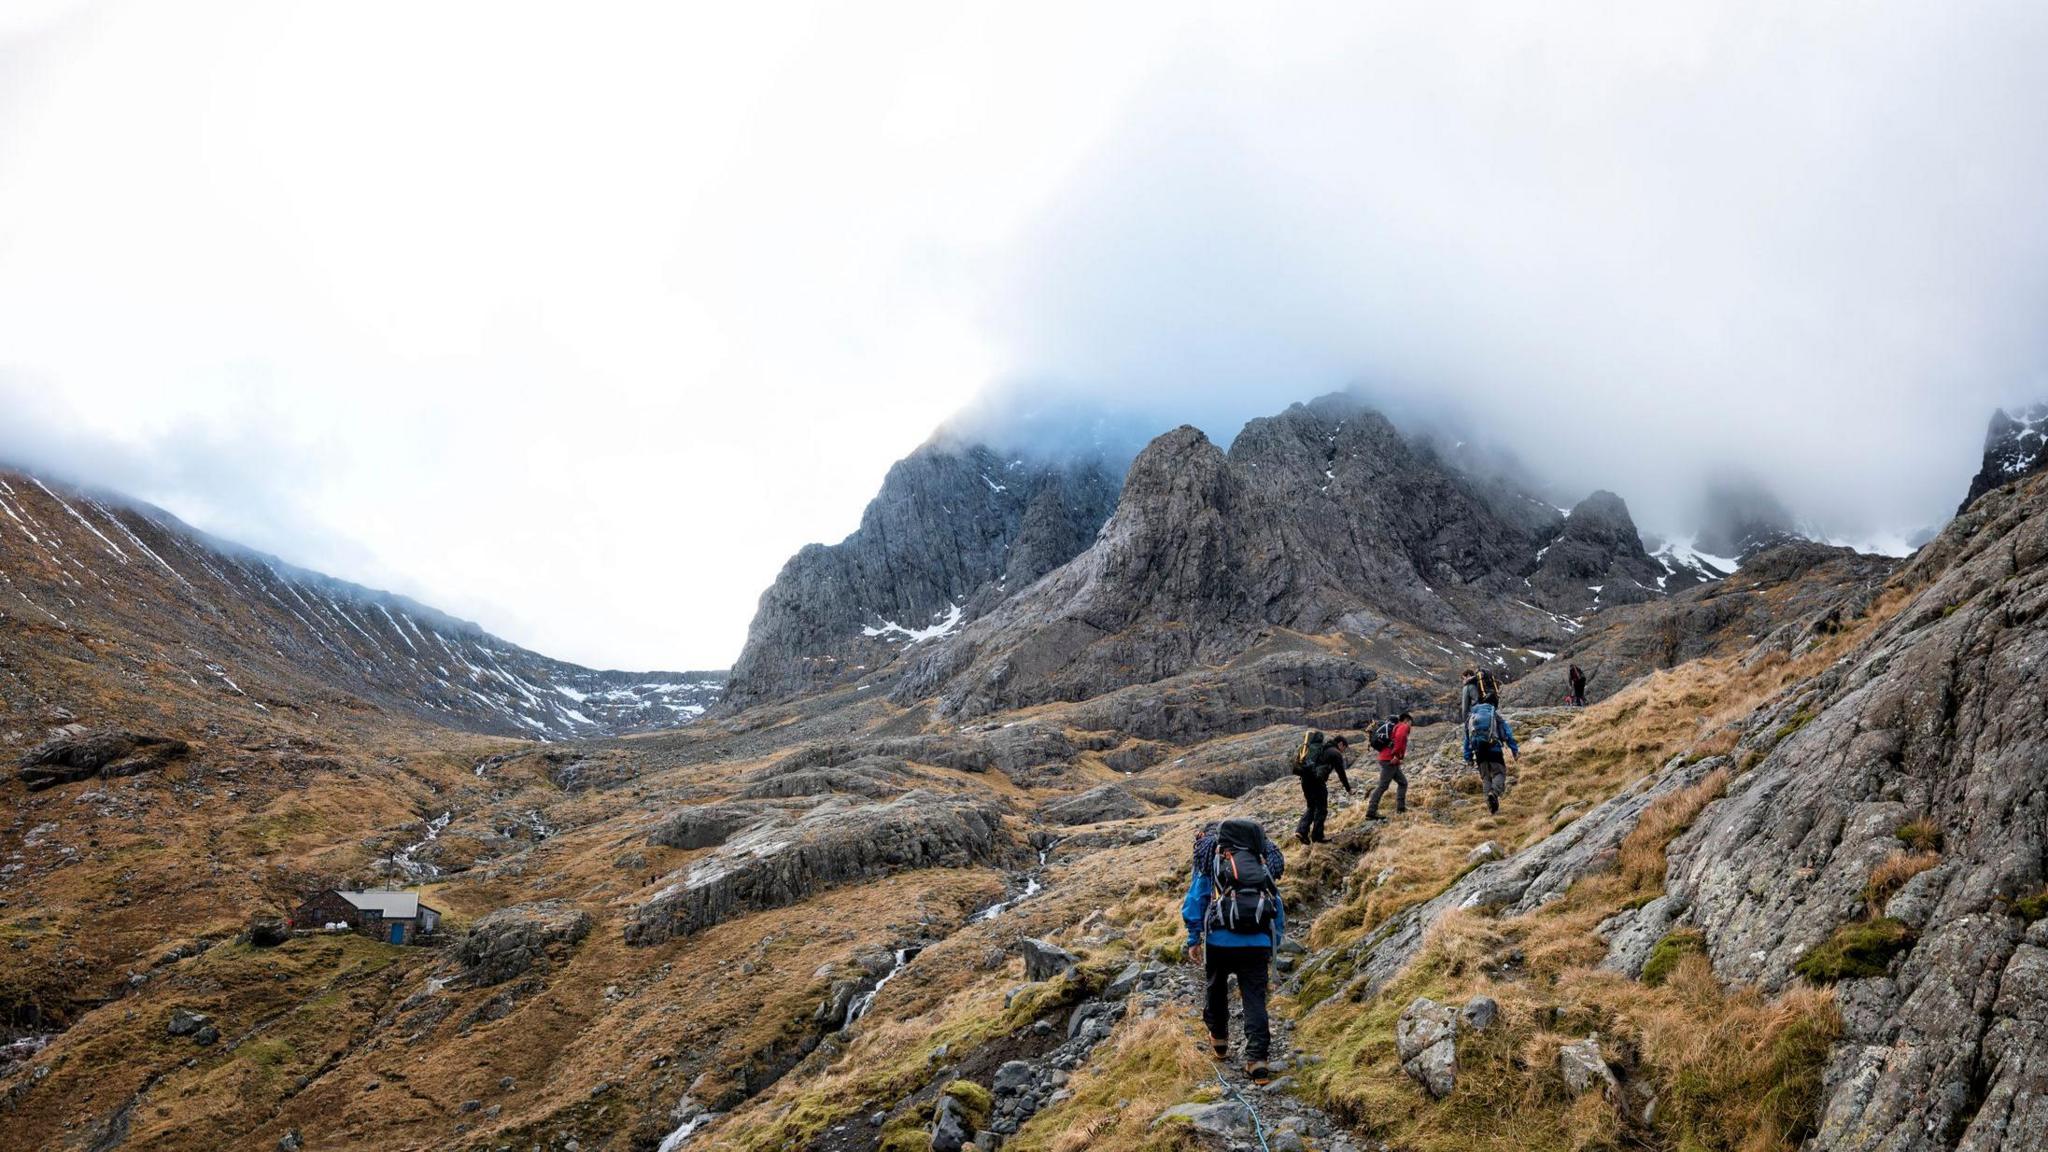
left=647, top=805, right=765, bottom=851
left=1041, top=784, right=1150, bottom=826
left=1394, top=997, right=1460, bottom=1097
left=455, top=902, right=593, bottom=986
left=1647, top=472, right=2048, bottom=1151
left=724, top=441, right=1120, bottom=707
left=1507, top=541, right=1896, bottom=706
left=17, top=730, right=189, bottom=790
left=1958, top=402, right=2048, bottom=512
left=624, top=793, right=1006, bottom=946
left=1526, top=490, right=1667, bottom=610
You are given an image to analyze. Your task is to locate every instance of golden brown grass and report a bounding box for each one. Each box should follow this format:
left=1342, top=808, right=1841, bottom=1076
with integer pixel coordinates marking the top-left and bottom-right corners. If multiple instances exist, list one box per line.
left=1619, top=767, right=1729, bottom=891
left=1863, top=851, right=1940, bottom=911
left=1007, top=1013, right=1211, bottom=1152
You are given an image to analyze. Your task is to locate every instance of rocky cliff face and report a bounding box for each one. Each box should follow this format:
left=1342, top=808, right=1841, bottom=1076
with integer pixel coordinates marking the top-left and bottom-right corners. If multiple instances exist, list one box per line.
left=0, top=470, right=718, bottom=740
left=1652, top=473, right=2048, bottom=1152
left=1957, top=402, right=2048, bottom=512
left=723, top=441, right=1120, bottom=707
left=1526, top=490, right=1673, bottom=611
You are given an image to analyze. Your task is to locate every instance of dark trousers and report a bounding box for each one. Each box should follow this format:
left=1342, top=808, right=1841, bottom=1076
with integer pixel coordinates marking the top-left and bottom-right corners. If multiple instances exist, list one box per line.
left=1203, top=944, right=1272, bottom=1060
left=1367, top=761, right=1407, bottom=816
left=1475, top=751, right=1508, bottom=812
left=1295, top=774, right=1329, bottom=843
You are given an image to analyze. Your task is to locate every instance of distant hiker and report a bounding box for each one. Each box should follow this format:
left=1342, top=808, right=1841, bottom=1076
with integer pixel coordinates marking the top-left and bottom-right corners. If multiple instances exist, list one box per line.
left=1463, top=701, right=1520, bottom=814
left=1184, top=817, right=1285, bottom=1083
left=1365, top=712, right=1412, bottom=820
left=1292, top=731, right=1354, bottom=845
left=1568, top=664, right=1589, bottom=707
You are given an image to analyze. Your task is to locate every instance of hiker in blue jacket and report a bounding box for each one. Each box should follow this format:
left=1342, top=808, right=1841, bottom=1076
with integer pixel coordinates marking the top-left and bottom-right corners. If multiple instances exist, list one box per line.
left=1463, top=701, right=1521, bottom=814
left=1183, top=818, right=1285, bottom=1083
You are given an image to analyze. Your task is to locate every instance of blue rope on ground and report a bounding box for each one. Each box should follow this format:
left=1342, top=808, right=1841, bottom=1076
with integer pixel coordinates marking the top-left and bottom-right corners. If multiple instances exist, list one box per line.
left=1214, top=1063, right=1274, bottom=1152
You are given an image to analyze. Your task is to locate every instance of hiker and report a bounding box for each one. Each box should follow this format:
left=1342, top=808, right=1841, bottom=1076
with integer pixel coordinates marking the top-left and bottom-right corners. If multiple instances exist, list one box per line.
left=1184, top=818, right=1285, bottom=1083
left=1568, top=664, right=1589, bottom=707
left=1365, top=711, right=1411, bottom=820
left=1459, top=666, right=1499, bottom=728
left=1463, top=700, right=1520, bottom=814
left=1293, top=732, right=1353, bottom=845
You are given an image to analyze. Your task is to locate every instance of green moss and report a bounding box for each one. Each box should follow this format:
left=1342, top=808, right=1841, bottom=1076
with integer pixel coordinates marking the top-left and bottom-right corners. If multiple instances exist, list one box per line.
left=943, top=1079, right=992, bottom=1125
left=2013, top=889, right=2048, bottom=924
left=1793, top=918, right=1914, bottom=983
left=1770, top=710, right=1814, bottom=747
left=1641, top=930, right=1706, bottom=988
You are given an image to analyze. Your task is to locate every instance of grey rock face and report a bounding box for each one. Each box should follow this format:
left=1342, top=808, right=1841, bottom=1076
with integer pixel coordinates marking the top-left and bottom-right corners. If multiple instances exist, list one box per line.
left=455, top=902, right=592, bottom=986
left=1596, top=894, right=1684, bottom=977
left=1395, top=997, right=1460, bottom=1098
left=725, top=441, right=1120, bottom=707
left=1653, top=474, right=2048, bottom=1151
left=1957, top=402, right=2048, bottom=512
left=1020, top=938, right=1078, bottom=982
left=646, top=805, right=763, bottom=851
left=931, top=1093, right=974, bottom=1152
left=625, top=793, right=1005, bottom=946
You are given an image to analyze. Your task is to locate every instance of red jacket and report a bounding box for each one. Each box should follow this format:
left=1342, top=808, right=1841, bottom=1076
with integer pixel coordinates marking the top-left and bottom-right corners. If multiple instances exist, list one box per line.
left=1378, top=721, right=1410, bottom=764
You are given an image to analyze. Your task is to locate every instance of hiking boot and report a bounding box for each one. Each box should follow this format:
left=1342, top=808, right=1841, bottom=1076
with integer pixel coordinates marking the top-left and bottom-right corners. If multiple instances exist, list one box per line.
left=1211, top=1039, right=1230, bottom=1060
left=1486, top=794, right=1500, bottom=814
left=1246, top=1060, right=1272, bottom=1085
left=1364, top=812, right=1385, bottom=821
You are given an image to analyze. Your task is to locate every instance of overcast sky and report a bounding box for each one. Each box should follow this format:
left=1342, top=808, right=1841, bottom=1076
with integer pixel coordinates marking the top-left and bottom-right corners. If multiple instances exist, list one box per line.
left=4, top=3, right=2045, bottom=669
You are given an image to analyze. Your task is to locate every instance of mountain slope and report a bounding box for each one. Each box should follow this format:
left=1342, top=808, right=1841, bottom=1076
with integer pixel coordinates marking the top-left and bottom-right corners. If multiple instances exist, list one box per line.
left=0, top=469, right=720, bottom=740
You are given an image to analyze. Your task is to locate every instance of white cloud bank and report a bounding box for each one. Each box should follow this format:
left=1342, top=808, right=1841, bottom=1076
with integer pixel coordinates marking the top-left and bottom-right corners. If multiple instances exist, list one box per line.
left=3, top=2, right=2044, bottom=667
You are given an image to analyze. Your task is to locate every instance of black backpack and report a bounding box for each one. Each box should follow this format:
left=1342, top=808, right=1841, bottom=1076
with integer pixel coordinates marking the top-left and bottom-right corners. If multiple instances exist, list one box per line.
left=1367, top=717, right=1397, bottom=752
left=1293, top=730, right=1327, bottom=777
left=1475, top=669, right=1500, bottom=706
left=1205, top=819, right=1279, bottom=934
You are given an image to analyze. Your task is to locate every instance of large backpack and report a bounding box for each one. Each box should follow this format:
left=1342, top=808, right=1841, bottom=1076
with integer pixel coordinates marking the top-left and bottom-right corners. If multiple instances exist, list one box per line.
left=1293, top=730, right=1327, bottom=777
left=1205, top=819, right=1279, bottom=935
left=1367, top=717, right=1397, bottom=752
left=1475, top=669, right=1500, bottom=706
left=1468, top=702, right=1503, bottom=750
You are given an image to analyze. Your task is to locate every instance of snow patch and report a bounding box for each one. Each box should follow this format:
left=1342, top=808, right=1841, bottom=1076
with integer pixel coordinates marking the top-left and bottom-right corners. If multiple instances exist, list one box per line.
left=862, top=601, right=964, bottom=644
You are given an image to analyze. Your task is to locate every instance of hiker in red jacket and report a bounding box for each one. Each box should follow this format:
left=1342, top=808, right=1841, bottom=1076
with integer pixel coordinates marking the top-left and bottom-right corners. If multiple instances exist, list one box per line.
left=1365, top=711, right=1411, bottom=820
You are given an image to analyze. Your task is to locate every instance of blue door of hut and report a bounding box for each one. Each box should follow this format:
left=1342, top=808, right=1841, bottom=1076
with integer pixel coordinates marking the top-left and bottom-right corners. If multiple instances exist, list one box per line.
left=389, top=922, right=405, bottom=945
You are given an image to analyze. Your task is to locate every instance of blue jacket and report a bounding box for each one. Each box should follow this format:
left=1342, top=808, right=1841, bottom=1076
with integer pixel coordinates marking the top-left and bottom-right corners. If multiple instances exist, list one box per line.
left=1464, top=713, right=1521, bottom=761
left=1182, top=839, right=1286, bottom=950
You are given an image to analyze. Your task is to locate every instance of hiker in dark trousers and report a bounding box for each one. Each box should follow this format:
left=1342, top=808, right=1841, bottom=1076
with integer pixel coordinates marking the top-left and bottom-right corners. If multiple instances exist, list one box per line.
left=1184, top=818, right=1285, bottom=1083
left=1463, top=703, right=1520, bottom=814
left=1568, top=664, right=1589, bottom=707
left=1366, top=712, right=1411, bottom=819
left=1295, top=736, right=1353, bottom=844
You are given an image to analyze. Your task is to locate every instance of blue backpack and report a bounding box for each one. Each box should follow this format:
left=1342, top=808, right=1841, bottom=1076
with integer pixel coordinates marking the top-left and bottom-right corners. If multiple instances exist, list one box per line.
left=1469, top=702, right=1503, bottom=749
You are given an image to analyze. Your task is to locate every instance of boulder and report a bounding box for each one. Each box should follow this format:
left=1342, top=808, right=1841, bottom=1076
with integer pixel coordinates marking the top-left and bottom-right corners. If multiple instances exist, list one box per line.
left=166, top=1008, right=209, bottom=1037
left=1557, top=1036, right=1619, bottom=1099
left=455, top=902, right=592, bottom=985
left=1395, top=998, right=1459, bottom=1098
left=1461, top=996, right=1498, bottom=1033
left=1154, top=1100, right=1252, bottom=1139
left=992, top=1060, right=1035, bottom=1097
left=244, top=917, right=291, bottom=948
left=1466, top=841, right=1503, bottom=866
left=1020, top=938, right=1078, bottom=982
left=930, top=1093, right=974, bottom=1152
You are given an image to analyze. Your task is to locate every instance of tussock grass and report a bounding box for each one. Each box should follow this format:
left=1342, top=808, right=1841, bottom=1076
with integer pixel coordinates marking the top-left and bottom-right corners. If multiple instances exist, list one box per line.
left=1619, top=768, right=1729, bottom=892
left=1893, top=818, right=1943, bottom=854
left=1862, top=851, right=1940, bottom=911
